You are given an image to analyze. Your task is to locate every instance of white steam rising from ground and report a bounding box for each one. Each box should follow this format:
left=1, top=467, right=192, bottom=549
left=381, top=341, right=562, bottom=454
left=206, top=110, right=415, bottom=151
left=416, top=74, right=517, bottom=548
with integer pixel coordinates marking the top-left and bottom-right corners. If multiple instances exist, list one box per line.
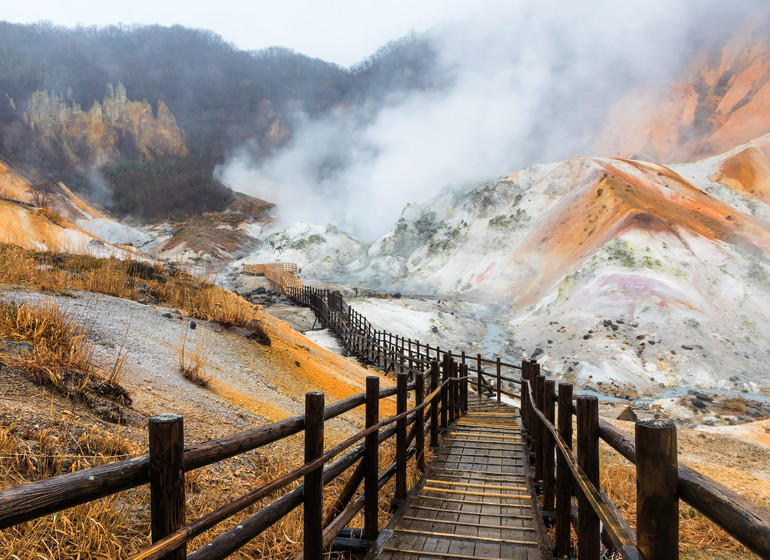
left=215, top=0, right=759, bottom=241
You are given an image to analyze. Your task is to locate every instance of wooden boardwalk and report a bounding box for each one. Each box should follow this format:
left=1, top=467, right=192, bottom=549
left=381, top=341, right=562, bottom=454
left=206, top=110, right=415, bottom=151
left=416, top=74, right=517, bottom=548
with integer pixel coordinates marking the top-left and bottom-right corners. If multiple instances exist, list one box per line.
left=366, top=395, right=551, bottom=560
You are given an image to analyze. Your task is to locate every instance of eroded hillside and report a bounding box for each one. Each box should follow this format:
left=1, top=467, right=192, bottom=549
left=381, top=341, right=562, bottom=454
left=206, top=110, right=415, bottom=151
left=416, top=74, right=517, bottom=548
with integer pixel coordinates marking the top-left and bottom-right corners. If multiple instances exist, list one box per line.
left=592, top=5, right=770, bottom=162
left=24, top=84, right=187, bottom=167
left=268, top=135, right=770, bottom=395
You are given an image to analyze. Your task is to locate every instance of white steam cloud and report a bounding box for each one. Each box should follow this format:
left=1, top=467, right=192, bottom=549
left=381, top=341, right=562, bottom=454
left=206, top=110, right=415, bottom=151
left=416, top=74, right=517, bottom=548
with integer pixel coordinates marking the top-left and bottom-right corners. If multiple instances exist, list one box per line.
left=215, top=0, right=759, bottom=241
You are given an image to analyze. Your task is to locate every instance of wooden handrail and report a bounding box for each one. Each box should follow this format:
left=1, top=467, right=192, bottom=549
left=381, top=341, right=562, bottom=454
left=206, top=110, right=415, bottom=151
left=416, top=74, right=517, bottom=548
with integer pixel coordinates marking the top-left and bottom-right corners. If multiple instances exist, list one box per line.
left=0, top=360, right=456, bottom=559
left=523, top=372, right=770, bottom=559
left=524, top=379, right=643, bottom=558
left=0, top=382, right=396, bottom=529
left=597, top=418, right=770, bottom=558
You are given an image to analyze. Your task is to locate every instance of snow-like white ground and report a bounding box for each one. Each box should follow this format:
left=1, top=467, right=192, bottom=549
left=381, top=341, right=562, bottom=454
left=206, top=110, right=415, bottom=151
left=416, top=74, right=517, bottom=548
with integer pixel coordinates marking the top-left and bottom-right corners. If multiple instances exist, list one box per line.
left=301, top=329, right=346, bottom=355
left=76, top=218, right=153, bottom=247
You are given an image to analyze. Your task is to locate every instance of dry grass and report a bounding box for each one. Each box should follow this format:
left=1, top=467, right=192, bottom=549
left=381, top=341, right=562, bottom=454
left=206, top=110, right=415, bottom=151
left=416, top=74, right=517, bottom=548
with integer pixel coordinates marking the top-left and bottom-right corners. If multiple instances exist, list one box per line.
left=35, top=206, right=65, bottom=226
left=599, top=445, right=761, bottom=559
left=0, top=421, right=140, bottom=485
left=0, top=299, right=93, bottom=386
left=0, top=243, right=263, bottom=331
left=178, top=322, right=211, bottom=387
left=0, top=299, right=130, bottom=411
left=0, top=420, right=147, bottom=558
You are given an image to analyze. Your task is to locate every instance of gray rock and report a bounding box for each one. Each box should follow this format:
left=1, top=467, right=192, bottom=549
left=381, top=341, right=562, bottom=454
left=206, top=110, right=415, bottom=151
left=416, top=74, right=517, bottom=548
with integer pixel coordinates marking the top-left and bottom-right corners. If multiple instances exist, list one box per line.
left=617, top=406, right=638, bottom=422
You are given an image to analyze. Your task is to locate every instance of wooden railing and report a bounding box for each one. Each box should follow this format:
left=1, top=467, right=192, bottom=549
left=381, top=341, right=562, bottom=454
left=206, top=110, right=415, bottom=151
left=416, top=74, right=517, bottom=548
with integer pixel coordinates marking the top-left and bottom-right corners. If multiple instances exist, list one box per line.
left=0, top=353, right=473, bottom=559
left=486, top=361, right=770, bottom=559
left=285, top=284, right=521, bottom=392
left=242, top=263, right=302, bottom=290
left=3, top=262, right=768, bottom=559
left=253, top=262, right=770, bottom=557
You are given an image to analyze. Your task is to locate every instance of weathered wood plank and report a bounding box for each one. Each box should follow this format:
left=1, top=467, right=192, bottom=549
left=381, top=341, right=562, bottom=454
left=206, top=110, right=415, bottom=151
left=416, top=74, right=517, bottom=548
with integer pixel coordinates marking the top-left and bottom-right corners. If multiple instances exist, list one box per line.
left=366, top=396, right=546, bottom=559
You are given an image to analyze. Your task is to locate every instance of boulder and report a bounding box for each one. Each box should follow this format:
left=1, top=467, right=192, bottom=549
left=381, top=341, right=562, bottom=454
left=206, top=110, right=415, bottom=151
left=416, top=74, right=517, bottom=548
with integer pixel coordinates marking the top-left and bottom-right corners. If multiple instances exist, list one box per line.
left=617, top=406, right=638, bottom=422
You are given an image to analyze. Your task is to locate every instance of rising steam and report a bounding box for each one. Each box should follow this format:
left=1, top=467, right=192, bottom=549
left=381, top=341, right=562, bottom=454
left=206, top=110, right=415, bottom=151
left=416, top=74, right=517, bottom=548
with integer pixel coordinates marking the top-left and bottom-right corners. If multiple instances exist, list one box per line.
left=215, top=0, right=759, bottom=241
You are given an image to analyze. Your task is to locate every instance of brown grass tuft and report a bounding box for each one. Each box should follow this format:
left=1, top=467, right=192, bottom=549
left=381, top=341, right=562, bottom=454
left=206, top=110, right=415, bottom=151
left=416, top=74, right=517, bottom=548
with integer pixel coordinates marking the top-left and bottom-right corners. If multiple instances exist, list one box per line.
left=0, top=299, right=93, bottom=385
left=178, top=322, right=211, bottom=387
left=0, top=243, right=267, bottom=333
left=0, top=299, right=130, bottom=408
left=36, top=206, right=65, bottom=226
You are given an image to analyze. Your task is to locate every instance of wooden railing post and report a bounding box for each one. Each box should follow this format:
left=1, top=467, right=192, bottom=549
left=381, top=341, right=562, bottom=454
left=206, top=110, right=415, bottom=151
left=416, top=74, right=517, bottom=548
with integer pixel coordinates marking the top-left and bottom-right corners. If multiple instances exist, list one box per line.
left=476, top=354, right=483, bottom=397
left=520, top=361, right=530, bottom=437
left=555, top=383, right=573, bottom=557
left=534, top=374, right=545, bottom=481
left=532, top=361, right=540, bottom=406
left=364, top=376, right=380, bottom=541
left=415, top=371, right=426, bottom=472
left=460, top=363, right=469, bottom=414
left=408, top=339, right=414, bottom=379
left=496, top=357, right=502, bottom=402
left=543, top=379, right=556, bottom=513
left=636, top=418, right=679, bottom=560
left=394, top=372, right=408, bottom=506
left=304, top=392, right=325, bottom=560
left=441, top=355, right=449, bottom=430
left=430, top=360, right=440, bottom=448
left=577, top=395, right=600, bottom=560
left=448, top=357, right=456, bottom=424
left=149, top=414, right=186, bottom=560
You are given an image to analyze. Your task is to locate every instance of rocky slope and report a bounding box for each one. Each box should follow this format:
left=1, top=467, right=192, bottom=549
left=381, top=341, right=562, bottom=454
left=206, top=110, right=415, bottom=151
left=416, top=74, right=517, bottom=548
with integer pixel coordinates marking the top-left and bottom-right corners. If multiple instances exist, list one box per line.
left=338, top=134, right=770, bottom=395
left=231, top=223, right=368, bottom=282
left=591, top=4, right=770, bottom=163
left=24, top=84, right=187, bottom=168
left=0, top=157, right=273, bottom=264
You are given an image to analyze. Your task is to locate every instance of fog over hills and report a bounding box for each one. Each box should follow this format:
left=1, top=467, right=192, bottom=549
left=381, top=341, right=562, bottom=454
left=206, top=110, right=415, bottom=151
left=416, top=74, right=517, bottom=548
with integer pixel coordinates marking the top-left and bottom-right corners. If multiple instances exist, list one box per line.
left=1, top=1, right=767, bottom=237
left=3, top=2, right=770, bottom=398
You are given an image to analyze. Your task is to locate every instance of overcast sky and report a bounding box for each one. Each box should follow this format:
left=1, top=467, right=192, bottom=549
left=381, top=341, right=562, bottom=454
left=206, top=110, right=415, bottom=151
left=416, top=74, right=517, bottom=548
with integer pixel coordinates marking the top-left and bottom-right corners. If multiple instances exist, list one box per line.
left=0, top=0, right=509, bottom=66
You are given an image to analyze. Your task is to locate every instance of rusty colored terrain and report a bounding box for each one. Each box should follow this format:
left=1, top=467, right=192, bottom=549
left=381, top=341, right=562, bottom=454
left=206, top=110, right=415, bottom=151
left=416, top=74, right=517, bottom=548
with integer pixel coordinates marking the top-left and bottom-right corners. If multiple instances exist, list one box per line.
left=508, top=155, right=770, bottom=308
left=592, top=5, right=770, bottom=163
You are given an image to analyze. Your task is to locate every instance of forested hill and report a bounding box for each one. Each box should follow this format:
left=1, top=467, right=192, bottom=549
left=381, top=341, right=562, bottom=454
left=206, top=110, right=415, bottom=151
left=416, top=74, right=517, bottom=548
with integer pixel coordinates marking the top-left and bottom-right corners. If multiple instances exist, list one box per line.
left=0, top=22, right=436, bottom=219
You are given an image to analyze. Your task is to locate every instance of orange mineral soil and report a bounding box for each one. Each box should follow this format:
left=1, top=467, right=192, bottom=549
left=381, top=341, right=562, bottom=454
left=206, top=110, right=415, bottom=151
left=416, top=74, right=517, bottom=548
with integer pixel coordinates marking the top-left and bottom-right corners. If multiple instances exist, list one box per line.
left=709, top=141, right=770, bottom=202
left=507, top=155, right=770, bottom=308
left=591, top=5, right=770, bottom=163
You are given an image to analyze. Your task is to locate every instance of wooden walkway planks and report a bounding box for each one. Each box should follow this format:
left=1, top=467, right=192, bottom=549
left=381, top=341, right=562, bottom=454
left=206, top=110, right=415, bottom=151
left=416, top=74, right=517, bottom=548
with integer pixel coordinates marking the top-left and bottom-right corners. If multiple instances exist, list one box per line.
left=366, top=395, right=551, bottom=560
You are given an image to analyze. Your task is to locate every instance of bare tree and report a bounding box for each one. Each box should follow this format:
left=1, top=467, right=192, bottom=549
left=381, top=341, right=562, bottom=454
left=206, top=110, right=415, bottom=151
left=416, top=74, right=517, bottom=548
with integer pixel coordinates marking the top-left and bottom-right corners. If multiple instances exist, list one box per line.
left=29, top=183, right=55, bottom=208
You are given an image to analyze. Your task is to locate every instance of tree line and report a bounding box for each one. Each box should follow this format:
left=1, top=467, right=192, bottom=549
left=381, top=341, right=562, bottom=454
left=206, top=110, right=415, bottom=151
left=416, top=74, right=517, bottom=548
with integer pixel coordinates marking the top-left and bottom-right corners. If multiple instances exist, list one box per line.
left=0, top=22, right=437, bottom=219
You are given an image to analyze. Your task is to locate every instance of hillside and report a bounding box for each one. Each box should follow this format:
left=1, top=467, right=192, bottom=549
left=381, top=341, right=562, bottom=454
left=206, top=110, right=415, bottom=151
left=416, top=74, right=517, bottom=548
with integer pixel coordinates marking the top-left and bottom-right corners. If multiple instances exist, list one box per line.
left=0, top=154, right=276, bottom=266
left=591, top=4, right=770, bottom=162
left=0, top=246, right=399, bottom=558
left=0, top=23, right=437, bottom=220
left=257, top=134, right=770, bottom=396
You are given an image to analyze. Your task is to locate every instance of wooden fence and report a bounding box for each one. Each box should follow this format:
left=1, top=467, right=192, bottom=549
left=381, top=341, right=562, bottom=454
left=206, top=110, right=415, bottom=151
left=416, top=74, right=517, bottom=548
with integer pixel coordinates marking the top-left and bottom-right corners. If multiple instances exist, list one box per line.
left=280, top=269, right=770, bottom=559
left=243, top=263, right=302, bottom=291
left=0, top=353, right=473, bottom=559
left=0, top=263, right=768, bottom=559
left=509, top=361, right=770, bottom=559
